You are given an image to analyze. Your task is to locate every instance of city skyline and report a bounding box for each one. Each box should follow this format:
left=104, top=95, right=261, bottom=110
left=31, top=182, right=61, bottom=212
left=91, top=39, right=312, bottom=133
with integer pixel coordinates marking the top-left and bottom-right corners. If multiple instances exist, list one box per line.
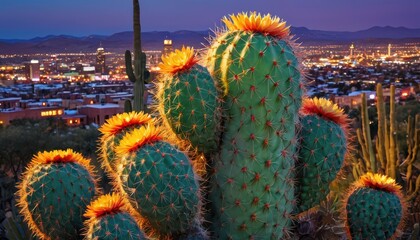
left=1, top=0, right=420, bottom=39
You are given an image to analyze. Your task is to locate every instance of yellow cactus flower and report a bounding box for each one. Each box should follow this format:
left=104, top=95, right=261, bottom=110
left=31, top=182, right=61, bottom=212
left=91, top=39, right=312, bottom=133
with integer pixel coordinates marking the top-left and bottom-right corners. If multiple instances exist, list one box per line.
left=301, top=97, right=348, bottom=127
left=355, top=172, right=402, bottom=194
left=222, top=12, right=290, bottom=39
left=159, top=46, right=198, bottom=74
left=84, top=193, right=126, bottom=219
left=116, top=124, right=163, bottom=155
left=99, top=111, right=153, bottom=139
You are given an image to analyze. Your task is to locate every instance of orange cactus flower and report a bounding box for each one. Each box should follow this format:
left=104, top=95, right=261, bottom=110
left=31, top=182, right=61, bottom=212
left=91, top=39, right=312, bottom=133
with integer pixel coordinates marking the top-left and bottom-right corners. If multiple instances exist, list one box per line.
left=301, top=97, right=348, bottom=128
left=99, top=111, right=153, bottom=139
left=355, top=172, right=402, bottom=194
left=84, top=193, right=126, bottom=219
left=116, top=124, right=163, bottom=155
left=222, top=12, right=290, bottom=39
left=158, top=46, right=198, bottom=74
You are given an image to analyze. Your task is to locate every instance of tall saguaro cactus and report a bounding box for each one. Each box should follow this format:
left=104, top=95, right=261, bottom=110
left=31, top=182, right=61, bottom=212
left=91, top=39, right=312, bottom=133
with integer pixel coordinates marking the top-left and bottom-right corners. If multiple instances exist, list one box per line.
left=125, top=0, right=149, bottom=111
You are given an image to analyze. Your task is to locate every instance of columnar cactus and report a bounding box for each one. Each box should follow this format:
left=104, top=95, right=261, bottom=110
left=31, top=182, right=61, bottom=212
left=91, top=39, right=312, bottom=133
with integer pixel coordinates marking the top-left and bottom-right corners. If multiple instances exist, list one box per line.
left=16, top=149, right=99, bottom=240
left=296, top=97, right=349, bottom=212
left=125, top=0, right=150, bottom=111
left=157, top=46, right=220, bottom=155
left=99, top=111, right=153, bottom=174
left=114, top=124, right=202, bottom=237
left=84, top=193, right=146, bottom=239
left=205, top=12, right=303, bottom=239
left=344, top=173, right=407, bottom=240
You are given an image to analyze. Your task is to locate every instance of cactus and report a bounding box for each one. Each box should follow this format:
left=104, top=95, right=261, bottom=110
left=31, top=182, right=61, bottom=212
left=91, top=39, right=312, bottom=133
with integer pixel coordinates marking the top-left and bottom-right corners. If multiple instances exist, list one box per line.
left=205, top=12, right=303, bottom=239
left=114, top=124, right=201, bottom=237
left=98, top=111, right=153, bottom=174
left=344, top=173, right=407, bottom=240
left=84, top=193, right=146, bottom=239
left=157, top=46, right=220, bottom=155
left=295, top=98, right=349, bottom=212
left=355, top=84, right=420, bottom=198
left=125, top=0, right=150, bottom=112
left=16, top=149, right=99, bottom=240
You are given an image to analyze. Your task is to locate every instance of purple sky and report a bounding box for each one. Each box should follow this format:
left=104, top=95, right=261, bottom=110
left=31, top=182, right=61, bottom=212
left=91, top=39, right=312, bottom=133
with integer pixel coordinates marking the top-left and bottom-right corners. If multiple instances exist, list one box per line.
left=1, top=0, right=419, bottom=39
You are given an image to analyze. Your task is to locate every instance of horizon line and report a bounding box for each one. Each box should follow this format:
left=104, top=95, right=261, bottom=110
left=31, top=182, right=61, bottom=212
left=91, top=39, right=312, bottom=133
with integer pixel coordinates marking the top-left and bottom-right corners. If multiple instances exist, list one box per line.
left=2, top=25, right=420, bottom=41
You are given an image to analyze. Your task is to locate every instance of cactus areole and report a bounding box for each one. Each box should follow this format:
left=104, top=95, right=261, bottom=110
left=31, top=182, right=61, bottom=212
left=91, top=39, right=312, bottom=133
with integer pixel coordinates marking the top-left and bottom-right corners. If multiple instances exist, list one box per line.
left=206, top=12, right=303, bottom=239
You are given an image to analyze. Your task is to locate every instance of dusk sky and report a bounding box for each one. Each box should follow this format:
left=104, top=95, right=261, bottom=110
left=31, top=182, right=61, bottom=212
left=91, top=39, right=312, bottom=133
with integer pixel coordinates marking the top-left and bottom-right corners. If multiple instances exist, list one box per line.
left=1, top=0, right=419, bottom=39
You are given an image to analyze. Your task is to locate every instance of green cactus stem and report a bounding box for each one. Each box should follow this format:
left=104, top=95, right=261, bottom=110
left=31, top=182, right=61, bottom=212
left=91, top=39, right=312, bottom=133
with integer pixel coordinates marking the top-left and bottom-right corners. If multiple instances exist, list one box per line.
left=206, top=12, right=303, bottom=239
left=125, top=0, right=150, bottom=112
left=157, top=46, right=220, bottom=155
left=16, top=149, right=99, bottom=240
left=114, top=124, right=201, bottom=238
left=344, top=173, right=407, bottom=240
left=295, top=97, right=349, bottom=212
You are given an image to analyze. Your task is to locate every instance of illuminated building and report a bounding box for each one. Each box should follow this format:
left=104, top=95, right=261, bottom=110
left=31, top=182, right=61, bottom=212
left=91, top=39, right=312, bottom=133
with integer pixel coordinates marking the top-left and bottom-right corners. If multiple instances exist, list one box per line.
left=349, top=44, right=355, bottom=58
left=0, top=106, right=64, bottom=126
left=96, top=46, right=106, bottom=74
left=29, top=60, right=40, bottom=81
left=163, top=39, right=173, bottom=57
left=388, top=43, right=392, bottom=56
left=78, top=103, right=123, bottom=125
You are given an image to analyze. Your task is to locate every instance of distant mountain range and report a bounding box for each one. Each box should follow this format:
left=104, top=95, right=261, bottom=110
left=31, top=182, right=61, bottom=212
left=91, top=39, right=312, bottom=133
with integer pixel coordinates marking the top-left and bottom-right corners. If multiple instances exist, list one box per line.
left=1, top=26, right=419, bottom=54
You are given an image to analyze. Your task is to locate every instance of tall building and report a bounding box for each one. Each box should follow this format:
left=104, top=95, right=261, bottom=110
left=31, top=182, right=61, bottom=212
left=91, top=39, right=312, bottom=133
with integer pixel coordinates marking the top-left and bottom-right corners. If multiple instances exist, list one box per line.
left=163, top=39, right=173, bottom=57
left=29, top=60, right=40, bottom=82
left=96, top=47, right=106, bottom=74
left=388, top=43, right=392, bottom=56
left=349, top=43, right=355, bottom=58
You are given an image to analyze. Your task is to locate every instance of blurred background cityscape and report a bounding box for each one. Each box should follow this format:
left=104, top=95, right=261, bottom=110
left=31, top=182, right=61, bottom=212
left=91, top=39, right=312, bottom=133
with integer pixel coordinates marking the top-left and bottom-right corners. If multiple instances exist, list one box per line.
left=0, top=27, right=419, bottom=126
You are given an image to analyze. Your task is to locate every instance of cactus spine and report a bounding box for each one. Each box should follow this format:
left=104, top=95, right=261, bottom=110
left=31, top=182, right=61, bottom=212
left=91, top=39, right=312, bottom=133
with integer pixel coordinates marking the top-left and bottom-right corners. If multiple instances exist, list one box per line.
left=206, top=12, right=303, bottom=239
left=84, top=193, right=146, bottom=239
left=115, top=125, right=201, bottom=237
left=125, top=0, right=149, bottom=112
left=16, top=149, right=99, bottom=240
left=296, top=98, right=349, bottom=212
left=344, top=173, right=407, bottom=240
left=157, top=46, right=220, bottom=155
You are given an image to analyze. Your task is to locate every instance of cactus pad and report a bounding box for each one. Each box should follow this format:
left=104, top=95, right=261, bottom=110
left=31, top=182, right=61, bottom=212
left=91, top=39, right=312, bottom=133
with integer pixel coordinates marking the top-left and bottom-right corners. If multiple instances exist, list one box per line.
left=158, top=46, right=220, bottom=155
left=296, top=98, right=348, bottom=212
left=16, top=149, right=98, bottom=240
left=115, top=125, right=201, bottom=236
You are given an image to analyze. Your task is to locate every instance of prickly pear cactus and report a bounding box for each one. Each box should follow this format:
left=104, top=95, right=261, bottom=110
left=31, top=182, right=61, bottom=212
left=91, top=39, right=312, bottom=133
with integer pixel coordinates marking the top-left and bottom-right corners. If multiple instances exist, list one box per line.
left=114, top=124, right=201, bottom=237
left=344, top=173, right=407, bottom=240
left=157, top=46, right=220, bottom=155
left=16, top=149, right=99, bottom=240
left=99, top=111, right=153, bottom=174
left=296, top=98, right=349, bottom=212
left=206, top=12, right=303, bottom=239
left=84, top=193, right=146, bottom=240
